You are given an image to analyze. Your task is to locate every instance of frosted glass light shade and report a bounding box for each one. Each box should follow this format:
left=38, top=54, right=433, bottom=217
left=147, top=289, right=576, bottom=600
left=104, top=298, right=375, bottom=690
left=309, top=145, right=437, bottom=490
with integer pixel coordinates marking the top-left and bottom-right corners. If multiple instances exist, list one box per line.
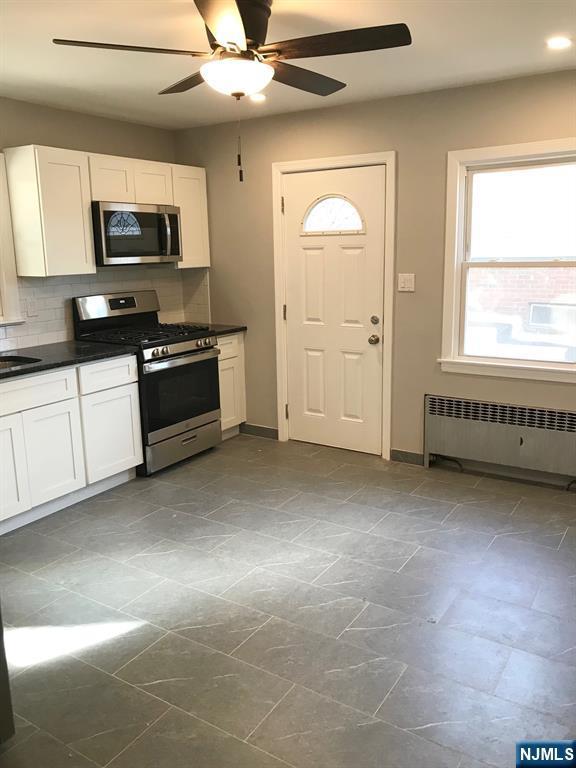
left=200, top=58, right=274, bottom=96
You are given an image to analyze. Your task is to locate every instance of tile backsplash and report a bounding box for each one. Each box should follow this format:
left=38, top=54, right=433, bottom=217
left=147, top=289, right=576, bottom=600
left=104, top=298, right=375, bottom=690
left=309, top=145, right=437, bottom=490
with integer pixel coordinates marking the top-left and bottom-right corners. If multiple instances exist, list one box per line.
left=0, top=266, right=210, bottom=351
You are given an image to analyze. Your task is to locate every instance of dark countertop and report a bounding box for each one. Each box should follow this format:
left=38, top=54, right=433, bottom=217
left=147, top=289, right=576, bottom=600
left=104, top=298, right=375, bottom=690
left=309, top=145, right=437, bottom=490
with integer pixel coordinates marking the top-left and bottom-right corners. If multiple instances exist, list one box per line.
left=208, top=324, right=247, bottom=337
left=0, top=341, right=137, bottom=381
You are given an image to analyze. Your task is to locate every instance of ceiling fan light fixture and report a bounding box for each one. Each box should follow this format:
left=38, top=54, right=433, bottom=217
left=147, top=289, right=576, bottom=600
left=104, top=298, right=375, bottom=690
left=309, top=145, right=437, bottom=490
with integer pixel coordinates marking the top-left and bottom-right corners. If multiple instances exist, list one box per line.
left=200, top=57, right=274, bottom=96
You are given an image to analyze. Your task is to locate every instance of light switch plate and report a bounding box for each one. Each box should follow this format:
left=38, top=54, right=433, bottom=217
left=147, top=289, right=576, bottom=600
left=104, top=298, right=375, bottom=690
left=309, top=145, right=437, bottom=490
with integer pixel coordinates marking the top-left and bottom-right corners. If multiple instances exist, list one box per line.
left=398, top=273, right=415, bottom=292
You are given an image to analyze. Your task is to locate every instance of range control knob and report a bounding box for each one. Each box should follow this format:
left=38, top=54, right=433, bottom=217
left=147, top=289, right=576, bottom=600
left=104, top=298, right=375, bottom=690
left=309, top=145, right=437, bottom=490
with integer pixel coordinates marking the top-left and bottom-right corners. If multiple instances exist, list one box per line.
left=161, top=346, right=170, bottom=356
left=196, top=339, right=203, bottom=348
left=151, top=348, right=160, bottom=358
left=203, top=338, right=211, bottom=347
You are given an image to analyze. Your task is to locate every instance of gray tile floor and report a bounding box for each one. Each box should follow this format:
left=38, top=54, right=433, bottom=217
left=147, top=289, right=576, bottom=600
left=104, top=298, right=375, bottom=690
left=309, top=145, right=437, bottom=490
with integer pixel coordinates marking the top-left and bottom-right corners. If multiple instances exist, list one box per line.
left=0, top=435, right=575, bottom=768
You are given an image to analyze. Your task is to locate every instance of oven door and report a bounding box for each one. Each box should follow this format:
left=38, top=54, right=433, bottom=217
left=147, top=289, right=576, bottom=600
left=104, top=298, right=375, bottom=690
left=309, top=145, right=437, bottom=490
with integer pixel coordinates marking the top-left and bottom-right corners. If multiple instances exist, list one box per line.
left=93, top=202, right=181, bottom=266
left=140, top=348, right=221, bottom=445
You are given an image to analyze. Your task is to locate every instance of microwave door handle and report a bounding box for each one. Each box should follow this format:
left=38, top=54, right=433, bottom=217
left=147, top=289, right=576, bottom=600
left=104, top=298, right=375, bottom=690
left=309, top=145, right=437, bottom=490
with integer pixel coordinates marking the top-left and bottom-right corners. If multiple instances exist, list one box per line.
left=163, top=213, right=172, bottom=256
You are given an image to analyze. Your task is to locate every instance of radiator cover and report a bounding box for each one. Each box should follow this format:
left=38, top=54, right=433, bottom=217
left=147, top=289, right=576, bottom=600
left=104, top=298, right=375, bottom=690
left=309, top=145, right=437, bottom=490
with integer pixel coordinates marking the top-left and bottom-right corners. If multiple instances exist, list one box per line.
left=424, top=395, right=576, bottom=476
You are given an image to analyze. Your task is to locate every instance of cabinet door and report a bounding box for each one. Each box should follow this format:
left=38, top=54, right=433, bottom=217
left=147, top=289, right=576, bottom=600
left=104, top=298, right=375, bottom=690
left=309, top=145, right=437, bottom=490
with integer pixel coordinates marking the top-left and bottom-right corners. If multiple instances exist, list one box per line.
left=23, top=399, right=86, bottom=506
left=36, top=146, right=95, bottom=275
left=81, top=383, right=143, bottom=484
left=89, top=154, right=136, bottom=202
left=218, top=356, right=246, bottom=431
left=0, top=413, right=31, bottom=522
left=172, top=165, right=211, bottom=268
left=134, top=161, right=173, bottom=204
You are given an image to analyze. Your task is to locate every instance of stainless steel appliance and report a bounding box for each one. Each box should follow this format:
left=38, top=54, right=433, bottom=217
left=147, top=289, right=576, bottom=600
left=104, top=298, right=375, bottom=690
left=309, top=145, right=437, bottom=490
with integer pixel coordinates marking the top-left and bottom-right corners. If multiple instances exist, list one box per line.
left=73, top=290, right=221, bottom=474
left=92, top=202, right=182, bottom=266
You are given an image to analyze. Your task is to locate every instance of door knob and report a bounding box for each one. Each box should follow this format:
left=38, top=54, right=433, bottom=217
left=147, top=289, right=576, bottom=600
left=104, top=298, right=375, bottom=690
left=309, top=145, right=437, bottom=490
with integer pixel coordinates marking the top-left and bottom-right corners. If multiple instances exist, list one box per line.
left=368, top=334, right=380, bottom=345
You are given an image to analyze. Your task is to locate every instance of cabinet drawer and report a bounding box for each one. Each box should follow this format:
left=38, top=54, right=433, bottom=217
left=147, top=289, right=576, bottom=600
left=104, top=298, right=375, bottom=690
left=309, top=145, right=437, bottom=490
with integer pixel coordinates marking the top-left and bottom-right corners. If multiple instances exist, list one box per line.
left=217, top=334, right=240, bottom=361
left=79, top=356, right=138, bottom=395
left=0, top=368, right=78, bottom=417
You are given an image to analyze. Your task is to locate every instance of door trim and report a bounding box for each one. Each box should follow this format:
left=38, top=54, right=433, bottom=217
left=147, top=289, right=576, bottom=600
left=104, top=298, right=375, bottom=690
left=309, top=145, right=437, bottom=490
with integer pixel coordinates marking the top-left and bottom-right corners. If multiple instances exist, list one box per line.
left=272, top=152, right=396, bottom=459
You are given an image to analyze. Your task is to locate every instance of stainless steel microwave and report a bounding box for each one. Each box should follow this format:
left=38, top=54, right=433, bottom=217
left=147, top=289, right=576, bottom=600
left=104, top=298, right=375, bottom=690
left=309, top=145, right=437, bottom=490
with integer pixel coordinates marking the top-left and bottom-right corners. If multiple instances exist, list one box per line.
left=92, top=202, right=182, bottom=266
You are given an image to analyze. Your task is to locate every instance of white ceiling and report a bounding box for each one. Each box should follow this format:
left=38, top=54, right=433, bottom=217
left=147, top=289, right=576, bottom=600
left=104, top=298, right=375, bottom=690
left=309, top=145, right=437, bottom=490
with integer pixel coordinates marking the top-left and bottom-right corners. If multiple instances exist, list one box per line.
left=1, top=0, right=574, bottom=129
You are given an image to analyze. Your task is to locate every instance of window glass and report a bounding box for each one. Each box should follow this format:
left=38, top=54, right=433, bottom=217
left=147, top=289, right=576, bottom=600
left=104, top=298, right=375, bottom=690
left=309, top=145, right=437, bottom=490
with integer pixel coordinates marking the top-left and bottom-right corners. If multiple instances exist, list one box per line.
left=303, top=196, right=363, bottom=234
left=463, top=266, right=576, bottom=363
left=469, top=163, right=576, bottom=261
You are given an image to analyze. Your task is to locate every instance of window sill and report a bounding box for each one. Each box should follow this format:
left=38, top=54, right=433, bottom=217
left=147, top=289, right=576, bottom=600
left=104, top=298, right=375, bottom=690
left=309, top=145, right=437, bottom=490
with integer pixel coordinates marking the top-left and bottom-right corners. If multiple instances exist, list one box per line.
left=438, top=357, right=575, bottom=384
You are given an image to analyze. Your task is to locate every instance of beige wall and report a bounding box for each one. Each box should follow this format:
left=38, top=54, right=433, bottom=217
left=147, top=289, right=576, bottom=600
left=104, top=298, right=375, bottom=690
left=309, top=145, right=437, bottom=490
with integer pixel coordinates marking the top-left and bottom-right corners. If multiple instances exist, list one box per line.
left=0, top=96, right=176, bottom=160
left=175, top=70, right=576, bottom=454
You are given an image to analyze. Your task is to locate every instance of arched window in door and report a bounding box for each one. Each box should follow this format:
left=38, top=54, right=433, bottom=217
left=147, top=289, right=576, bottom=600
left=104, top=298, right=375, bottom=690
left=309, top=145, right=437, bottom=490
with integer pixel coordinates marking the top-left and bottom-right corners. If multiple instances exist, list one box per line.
left=302, top=195, right=364, bottom=235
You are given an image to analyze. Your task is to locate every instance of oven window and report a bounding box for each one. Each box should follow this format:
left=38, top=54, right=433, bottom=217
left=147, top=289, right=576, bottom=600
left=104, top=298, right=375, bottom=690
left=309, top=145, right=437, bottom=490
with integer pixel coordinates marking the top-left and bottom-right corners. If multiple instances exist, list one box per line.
left=104, top=211, right=166, bottom=257
left=142, top=356, right=220, bottom=437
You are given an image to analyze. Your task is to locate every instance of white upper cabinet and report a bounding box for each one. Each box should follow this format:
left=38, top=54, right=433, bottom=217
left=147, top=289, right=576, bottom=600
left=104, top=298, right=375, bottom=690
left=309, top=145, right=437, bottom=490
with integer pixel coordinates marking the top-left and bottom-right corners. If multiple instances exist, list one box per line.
left=5, top=145, right=95, bottom=276
left=172, top=164, right=211, bottom=268
left=134, top=161, right=173, bottom=204
left=89, top=154, right=136, bottom=202
left=6, top=145, right=208, bottom=276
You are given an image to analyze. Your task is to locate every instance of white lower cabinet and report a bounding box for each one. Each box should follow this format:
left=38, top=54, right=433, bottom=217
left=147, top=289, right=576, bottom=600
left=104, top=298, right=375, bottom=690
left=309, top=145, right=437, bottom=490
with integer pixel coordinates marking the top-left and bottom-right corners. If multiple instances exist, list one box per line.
left=81, top=382, right=143, bottom=483
left=0, top=355, right=142, bottom=526
left=218, top=334, right=246, bottom=432
left=0, top=413, right=31, bottom=521
left=22, top=398, right=86, bottom=507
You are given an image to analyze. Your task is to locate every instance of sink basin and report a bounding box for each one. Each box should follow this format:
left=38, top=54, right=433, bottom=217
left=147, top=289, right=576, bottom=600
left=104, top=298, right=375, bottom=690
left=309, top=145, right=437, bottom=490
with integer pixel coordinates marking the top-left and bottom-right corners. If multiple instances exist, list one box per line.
left=0, top=356, right=41, bottom=370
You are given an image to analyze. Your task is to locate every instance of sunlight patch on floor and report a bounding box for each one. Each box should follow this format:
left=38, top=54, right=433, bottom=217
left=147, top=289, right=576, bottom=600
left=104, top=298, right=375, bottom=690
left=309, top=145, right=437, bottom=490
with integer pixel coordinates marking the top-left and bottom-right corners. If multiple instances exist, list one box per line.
left=5, top=620, right=144, bottom=668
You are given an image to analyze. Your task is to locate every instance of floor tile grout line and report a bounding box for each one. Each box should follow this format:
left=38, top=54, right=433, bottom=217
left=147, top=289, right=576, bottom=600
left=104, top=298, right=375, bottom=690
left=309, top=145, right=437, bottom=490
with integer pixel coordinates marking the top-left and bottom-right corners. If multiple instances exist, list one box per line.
left=336, top=601, right=369, bottom=640
left=396, top=546, right=421, bottom=573
left=112, top=630, right=171, bottom=676
left=310, top=554, right=342, bottom=584
left=371, top=663, right=408, bottom=718
left=100, top=707, right=170, bottom=768
left=244, top=682, right=297, bottom=742
left=228, top=615, right=274, bottom=656
left=117, top=577, right=170, bottom=611
left=27, top=545, right=83, bottom=575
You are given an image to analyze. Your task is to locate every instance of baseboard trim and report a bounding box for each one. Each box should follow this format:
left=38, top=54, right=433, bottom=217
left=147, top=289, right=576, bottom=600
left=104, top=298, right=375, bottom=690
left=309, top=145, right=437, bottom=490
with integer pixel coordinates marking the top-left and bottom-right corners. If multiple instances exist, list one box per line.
left=221, top=426, right=240, bottom=441
left=390, top=449, right=425, bottom=466
left=240, top=423, right=279, bottom=440
left=0, top=470, right=135, bottom=536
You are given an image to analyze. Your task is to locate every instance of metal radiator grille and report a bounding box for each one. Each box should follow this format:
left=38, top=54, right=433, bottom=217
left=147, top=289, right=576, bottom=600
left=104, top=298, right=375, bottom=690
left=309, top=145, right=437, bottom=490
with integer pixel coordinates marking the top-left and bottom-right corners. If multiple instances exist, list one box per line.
left=427, top=396, right=576, bottom=433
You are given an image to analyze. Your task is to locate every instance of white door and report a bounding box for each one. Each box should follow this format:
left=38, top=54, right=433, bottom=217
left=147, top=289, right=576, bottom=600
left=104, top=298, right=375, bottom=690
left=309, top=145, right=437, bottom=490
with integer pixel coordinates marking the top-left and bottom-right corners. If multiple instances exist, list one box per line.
left=134, top=161, right=173, bottom=204
left=283, top=165, right=386, bottom=454
left=172, top=164, right=211, bottom=268
left=36, top=146, right=95, bottom=275
left=0, top=413, right=31, bottom=521
left=81, top=383, right=143, bottom=483
left=23, top=399, right=86, bottom=506
left=89, top=154, right=136, bottom=203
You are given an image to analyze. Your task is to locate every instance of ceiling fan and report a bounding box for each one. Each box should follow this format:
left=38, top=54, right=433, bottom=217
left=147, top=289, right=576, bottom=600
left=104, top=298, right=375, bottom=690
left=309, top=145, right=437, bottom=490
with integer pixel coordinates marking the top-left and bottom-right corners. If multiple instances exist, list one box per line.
left=53, top=0, right=412, bottom=99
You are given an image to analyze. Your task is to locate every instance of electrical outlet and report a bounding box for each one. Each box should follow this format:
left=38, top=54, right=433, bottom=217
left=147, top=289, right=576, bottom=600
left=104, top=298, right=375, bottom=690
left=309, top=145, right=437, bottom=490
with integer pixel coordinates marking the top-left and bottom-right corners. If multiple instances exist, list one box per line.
left=398, top=273, right=415, bottom=292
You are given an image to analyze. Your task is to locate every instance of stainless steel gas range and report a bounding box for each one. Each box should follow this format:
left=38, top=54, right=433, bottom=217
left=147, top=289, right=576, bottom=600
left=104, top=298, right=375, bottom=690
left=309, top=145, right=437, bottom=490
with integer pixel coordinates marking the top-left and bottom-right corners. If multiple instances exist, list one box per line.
left=73, top=290, right=221, bottom=475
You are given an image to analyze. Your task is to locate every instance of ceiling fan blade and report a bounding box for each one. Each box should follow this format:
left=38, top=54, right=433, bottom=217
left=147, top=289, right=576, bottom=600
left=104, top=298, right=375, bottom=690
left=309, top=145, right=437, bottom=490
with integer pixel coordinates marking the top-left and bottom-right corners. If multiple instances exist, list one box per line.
left=193, top=0, right=246, bottom=49
left=260, top=23, right=412, bottom=60
left=53, top=38, right=210, bottom=57
left=272, top=61, right=345, bottom=96
left=159, top=72, right=204, bottom=95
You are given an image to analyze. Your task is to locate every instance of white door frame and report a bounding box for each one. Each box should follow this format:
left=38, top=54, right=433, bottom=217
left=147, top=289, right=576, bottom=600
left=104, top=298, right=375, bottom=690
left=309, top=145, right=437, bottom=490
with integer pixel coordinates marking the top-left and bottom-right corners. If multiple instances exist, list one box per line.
left=272, top=151, right=396, bottom=459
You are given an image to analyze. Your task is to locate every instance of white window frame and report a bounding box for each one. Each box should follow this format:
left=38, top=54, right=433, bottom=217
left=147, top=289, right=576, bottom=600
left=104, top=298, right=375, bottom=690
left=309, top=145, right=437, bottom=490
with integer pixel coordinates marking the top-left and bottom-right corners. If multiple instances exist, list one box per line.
left=440, top=138, right=576, bottom=384
left=0, top=153, right=23, bottom=326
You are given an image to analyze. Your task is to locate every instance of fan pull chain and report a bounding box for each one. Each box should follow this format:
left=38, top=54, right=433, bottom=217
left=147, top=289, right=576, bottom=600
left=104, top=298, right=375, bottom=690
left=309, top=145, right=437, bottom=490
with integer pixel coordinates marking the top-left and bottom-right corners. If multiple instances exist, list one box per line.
left=235, top=105, right=244, bottom=183
left=237, top=133, right=244, bottom=183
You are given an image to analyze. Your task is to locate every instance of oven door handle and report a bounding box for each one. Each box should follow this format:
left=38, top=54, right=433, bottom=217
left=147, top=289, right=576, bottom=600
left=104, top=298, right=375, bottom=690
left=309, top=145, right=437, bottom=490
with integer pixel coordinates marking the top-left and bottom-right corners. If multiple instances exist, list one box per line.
left=142, top=347, right=220, bottom=374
